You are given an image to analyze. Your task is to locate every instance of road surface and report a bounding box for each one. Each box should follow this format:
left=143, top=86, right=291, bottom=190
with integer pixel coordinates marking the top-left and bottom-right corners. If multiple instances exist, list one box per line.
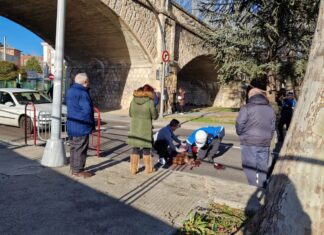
left=0, top=121, right=248, bottom=184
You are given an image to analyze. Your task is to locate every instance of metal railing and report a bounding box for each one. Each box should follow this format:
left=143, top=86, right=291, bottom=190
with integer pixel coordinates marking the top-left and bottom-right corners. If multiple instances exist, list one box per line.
left=24, top=102, right=37, bottom=145
left=37, top=111, right=67, bottom=141
left=24, top=103, right=67, bottom=145
left=90, top=107, right=101, bottom=157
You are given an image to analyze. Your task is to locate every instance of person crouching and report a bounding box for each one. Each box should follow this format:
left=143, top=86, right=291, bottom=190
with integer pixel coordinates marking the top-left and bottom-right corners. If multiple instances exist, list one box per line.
left=154, top=119, right=182, bottom=165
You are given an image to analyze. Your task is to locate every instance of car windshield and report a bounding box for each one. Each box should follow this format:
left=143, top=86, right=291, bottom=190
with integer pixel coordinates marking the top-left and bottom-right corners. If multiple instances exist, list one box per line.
left=13, top=92, right=51, bottom=105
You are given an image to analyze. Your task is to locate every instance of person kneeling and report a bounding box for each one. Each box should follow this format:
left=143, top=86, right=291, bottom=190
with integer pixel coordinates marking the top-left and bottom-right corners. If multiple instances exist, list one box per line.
left=154, top=119, right=184, bottom=165
left=186, top=126, right=225, bottom=169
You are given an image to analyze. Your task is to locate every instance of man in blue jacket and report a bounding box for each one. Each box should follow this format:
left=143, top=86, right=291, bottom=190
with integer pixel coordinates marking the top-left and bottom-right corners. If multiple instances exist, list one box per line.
left=236, top=87, right=276, bottom=188
left=66, top=73, right=95, bottom=178
left=186, top=126, right=225, bottom=169
left=154, top=119, right=183, bottom=165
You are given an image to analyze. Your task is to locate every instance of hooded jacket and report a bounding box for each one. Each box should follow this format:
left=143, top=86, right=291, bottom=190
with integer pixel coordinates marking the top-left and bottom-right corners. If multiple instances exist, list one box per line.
left=126, top=90, right=158, bottom=149
left=236, top=94, right=275, bottom=147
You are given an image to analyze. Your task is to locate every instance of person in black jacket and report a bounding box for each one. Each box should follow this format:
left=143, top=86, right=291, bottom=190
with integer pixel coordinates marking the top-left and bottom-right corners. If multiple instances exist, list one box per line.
left=236, top=87, right=276, bottom=188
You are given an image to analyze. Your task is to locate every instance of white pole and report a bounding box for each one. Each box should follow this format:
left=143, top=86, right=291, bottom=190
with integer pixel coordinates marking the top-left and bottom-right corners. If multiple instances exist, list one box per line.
left=159, top=62, right=165, bottom=119
left=3, top=36, right=6, bottom=61
left=158, top=1, right=170, bottom=119
left=41, top=0, right=67, bottom=167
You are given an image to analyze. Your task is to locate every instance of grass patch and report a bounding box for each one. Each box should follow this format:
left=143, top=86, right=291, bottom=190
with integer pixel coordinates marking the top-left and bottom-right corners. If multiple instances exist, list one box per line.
left=177, top=203, right=249, bottom=235
left=192, top=107, right=240, bottom=113
left=192, top=117, right=236, bottom=125
left=165, top=116, right=236, bottom=125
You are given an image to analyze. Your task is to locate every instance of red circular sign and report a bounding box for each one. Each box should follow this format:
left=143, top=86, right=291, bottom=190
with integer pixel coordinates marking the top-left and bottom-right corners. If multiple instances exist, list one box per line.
left=49, top=73, right=54, bottom=81
left=162, top=50, right=170, bottom=62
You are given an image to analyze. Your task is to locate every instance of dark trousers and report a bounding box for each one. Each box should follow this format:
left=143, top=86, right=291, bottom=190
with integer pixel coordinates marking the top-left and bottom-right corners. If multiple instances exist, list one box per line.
left=132, top=147, right=151, bottom=155
left=172, top=102, right=177, bottom=113
left=70, top=135, right=89, bottom=173
left=241, top=145, right=269, bottom=188
left=154, top=140, right=177, bottom=163
left=197, top=138, right=221, bottom=162
left=278, top=116, right=292, bottom=141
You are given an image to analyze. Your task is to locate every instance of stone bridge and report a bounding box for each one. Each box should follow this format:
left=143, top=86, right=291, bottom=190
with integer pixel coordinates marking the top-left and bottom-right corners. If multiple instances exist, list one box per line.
left=0, top=0, right=242, bottom=109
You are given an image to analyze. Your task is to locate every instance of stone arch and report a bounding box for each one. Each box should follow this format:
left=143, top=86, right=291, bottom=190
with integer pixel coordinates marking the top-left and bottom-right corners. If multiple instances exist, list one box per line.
left=177, top=55, right=219, bottom=107
left=0, top=0, right=159, bottom=110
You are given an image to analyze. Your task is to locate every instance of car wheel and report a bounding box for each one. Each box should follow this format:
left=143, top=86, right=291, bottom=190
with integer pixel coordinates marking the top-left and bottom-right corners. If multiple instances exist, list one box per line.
left=19, top=116, right=34, bottom=134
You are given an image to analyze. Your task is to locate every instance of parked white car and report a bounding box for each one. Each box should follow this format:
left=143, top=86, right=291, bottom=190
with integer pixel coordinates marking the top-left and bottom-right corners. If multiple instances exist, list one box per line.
left=0, top=88, right=67, bottom=132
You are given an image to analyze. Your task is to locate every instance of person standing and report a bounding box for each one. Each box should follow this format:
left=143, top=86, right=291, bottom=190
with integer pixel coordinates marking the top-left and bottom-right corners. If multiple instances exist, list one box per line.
left=127, top=84, right=158, bottom=175
left=66, top=73, right=95, bottom=178
left=278, top=91, right=296, bottom=142
left=177, top=87, right=186, bottom=114
left=47, top=84, right=54, bottom=100
left=163, top=87, right=169, bottom=113
left=236, top=87, right=276, bottom=188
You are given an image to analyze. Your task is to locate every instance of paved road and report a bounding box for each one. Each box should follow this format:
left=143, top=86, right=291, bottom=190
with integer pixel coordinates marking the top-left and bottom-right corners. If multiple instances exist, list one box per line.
left=0, top=121, right=248, bottom=185
left=96, top=121, right=247, bottom=184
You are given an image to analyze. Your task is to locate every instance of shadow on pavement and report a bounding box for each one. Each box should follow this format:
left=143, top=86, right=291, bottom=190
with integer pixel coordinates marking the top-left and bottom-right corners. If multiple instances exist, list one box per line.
left=241, top=173, right=312, bottom=234
left=0, top=142, right=174, bottom=235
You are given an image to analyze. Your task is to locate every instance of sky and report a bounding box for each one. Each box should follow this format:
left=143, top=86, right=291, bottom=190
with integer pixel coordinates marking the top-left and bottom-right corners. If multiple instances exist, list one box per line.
left=0, top=16, right=43, bottom=56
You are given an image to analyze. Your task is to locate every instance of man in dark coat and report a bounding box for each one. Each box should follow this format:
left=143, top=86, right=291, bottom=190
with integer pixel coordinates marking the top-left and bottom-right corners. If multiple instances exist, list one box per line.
left=236, top=87, right=276, bottom=188
left=66, top=73, right=95, bottom=178
left=278, top=92, right=296, bottom=141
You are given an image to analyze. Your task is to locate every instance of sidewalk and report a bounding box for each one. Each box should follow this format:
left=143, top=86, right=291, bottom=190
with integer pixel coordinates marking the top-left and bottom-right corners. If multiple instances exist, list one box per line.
left=0, top=141, right=260, bottom=235
left=100, top=109, right=237, bottom=135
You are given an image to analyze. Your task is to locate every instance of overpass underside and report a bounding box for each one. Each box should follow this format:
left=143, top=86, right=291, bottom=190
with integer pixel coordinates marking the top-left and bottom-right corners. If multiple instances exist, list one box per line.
left=0, top=0, right=157, bottom=110
left=0, top=0, right=244, bottom=110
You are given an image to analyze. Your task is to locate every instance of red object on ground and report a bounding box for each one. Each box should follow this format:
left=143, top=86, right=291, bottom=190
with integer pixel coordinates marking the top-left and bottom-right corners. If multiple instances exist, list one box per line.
left=214, top=163, right=225, bottom=170
left=192, top=146, right=198, bottom=154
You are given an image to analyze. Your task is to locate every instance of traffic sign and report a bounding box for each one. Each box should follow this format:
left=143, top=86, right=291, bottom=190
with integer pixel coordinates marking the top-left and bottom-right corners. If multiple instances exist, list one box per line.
left=162, top=50, right=170, bottom=62
left=49, top=73, right=54, bottom=81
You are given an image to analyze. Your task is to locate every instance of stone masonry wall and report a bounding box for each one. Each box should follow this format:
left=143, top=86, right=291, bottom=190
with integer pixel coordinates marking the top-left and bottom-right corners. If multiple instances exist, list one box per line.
left=102, top=0, right=158, bottom=61
left=178, top=80, right=219, bottom=106
left=66, top=62, right=158, bottom=110
left=213, top=83, right=245, bottom=108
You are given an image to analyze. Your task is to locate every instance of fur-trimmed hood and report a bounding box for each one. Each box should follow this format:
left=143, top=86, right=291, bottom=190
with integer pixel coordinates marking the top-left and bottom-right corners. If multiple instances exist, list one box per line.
left=132, top=90, right=154, bottom=105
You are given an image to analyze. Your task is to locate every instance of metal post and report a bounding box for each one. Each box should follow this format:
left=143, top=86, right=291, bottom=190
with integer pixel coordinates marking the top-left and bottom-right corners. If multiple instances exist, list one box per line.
left=41, top=0, right=67, bottom=167
left=3, top=36, right=6, bottom=61
left=159, top=62, right=165, bottom=119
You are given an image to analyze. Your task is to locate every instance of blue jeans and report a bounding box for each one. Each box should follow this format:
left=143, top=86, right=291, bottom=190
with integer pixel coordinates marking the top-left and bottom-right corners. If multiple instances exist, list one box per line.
left=241, top=145, right=269, bottom=188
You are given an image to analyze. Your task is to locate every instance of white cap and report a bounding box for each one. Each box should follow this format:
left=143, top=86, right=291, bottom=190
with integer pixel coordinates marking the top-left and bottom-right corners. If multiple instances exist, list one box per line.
left=195, top=130, right=207, bottom=149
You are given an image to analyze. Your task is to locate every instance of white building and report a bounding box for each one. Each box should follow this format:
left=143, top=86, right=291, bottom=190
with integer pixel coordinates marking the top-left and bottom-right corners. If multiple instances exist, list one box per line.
left=41, top=42, right=55, bottom=76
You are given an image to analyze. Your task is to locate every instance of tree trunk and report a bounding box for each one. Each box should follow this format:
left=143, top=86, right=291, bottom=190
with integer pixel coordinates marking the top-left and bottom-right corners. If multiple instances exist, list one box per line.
left=246, top=2, right=324, bottom=234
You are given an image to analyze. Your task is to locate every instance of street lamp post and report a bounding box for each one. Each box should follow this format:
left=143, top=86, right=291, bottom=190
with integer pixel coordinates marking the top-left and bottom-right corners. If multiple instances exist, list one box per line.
left=158, top=0, right=170, bottom=119
left=41, top=0, right=67, bottom=167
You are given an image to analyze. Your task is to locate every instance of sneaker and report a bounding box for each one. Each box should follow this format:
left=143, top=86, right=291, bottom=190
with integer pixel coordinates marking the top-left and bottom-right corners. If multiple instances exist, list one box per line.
left=159, top=158, right=166, bottom=165
left=214, top=163, right=225, bottom=170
